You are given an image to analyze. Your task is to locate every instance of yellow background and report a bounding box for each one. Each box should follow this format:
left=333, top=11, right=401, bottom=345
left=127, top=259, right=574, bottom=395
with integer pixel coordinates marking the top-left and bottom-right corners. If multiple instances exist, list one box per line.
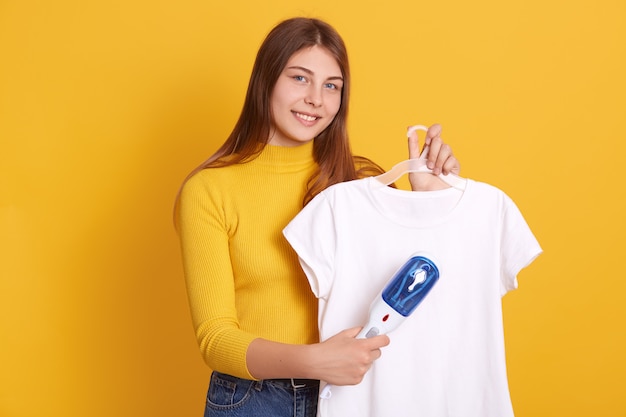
left=1, top=0, right=624, bottom=416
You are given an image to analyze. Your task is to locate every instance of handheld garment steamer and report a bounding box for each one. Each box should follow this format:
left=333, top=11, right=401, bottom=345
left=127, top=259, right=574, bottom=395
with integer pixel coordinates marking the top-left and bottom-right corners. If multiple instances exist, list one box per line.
left=319, top=253, right=440, bottom=399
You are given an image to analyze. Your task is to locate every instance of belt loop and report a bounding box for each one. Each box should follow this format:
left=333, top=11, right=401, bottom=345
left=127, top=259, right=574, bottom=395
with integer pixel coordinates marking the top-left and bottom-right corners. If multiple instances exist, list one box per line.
left=290, top=378, right=306, bottom=389
left=254, top=380, right=263, bottom=391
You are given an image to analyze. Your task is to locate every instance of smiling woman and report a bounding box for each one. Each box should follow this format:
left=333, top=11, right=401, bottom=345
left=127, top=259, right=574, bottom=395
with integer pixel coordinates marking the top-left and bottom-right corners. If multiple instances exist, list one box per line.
left=269, top=45, right=344, bottom=147
left=2, top=0, right=625, bottom=415
left=173, top=16, right=459, bottom=417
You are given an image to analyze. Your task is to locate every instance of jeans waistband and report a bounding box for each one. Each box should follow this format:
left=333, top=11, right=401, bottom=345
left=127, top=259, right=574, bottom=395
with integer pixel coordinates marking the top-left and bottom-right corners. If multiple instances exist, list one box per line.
left=264, top=378, right=320, bottom=389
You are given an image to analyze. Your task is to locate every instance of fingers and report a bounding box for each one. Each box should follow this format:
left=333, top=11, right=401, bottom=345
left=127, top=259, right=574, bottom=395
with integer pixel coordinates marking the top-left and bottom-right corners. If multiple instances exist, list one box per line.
left=424, top=123, right=442, bottom=147
left=343, top=327, right=390, bottom=361
left=343, top=327, right=364, bottom=338
left=366, top=336, right=389, bottom=364
left=357, top=331, right=390, bottom=365
left=442, top=154, right=460, bottom=176
left=348, top=327, right=390, bottom=348
left=407, top=128, right=421, bottom=160
left=430, top=138, right=460, bottom=176
left=318, top=329, right=390, bottom=386
left=423, top=124, right=460, bottom=176
left=353, top=334, right=389, bottom=380
left=424, top=124, right=444, bottom=174
left=366, top=334, right=390, bottom=350
left=427, top=137, right=450, bottom=175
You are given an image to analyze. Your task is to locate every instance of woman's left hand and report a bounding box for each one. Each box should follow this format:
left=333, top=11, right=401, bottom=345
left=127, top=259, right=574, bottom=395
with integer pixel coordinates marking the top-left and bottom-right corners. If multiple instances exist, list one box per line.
left=407, top=123, right=460, bottom=190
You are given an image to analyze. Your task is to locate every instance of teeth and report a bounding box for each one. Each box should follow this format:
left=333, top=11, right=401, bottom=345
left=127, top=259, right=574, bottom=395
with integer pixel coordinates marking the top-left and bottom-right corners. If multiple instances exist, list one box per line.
left=295, top=112, right=317, bottom=122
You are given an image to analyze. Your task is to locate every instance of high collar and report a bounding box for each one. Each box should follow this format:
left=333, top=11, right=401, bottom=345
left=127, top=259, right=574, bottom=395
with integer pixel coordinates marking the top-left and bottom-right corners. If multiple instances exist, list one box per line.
left=254, top=141, right=316, bottom=171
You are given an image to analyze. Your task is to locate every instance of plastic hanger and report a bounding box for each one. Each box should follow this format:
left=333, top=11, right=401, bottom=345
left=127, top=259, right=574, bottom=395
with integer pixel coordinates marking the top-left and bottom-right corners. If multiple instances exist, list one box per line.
left=374, top=125, right=467, bottom=191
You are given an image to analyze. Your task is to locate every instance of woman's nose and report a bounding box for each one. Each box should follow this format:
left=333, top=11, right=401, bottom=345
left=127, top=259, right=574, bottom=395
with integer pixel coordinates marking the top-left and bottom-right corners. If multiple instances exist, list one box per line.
left=304, top=86, right=323, bottom=107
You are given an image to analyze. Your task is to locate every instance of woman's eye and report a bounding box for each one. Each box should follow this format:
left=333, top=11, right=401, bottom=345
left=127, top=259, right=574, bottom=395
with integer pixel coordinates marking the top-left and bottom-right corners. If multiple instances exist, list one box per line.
left=294, top=75, right=306, bottom=82
left=324, top=83, right=337, bottom=90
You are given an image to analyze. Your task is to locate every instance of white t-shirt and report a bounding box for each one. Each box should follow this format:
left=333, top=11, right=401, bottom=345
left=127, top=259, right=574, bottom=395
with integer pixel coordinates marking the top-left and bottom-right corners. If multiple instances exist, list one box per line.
left=283, top=177, right=542, bottom=417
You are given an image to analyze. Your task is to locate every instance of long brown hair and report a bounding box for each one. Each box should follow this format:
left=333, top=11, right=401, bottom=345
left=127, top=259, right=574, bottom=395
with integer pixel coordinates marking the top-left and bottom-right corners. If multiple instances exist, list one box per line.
left=175, top=17, right=384, bottom=217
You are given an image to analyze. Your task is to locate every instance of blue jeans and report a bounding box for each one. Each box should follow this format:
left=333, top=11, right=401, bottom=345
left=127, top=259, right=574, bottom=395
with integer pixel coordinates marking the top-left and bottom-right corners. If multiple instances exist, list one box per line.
left=204, top=371, right=320, bottom=417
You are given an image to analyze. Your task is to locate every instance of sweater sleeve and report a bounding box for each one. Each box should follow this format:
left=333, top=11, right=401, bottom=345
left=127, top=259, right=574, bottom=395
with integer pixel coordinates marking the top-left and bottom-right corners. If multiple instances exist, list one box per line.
left=177, top=172, right=257, bottom=379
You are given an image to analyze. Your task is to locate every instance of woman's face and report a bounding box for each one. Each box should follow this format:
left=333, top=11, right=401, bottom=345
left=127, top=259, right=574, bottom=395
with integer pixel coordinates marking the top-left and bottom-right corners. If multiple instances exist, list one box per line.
left=268, top=45, right=343, bottom=147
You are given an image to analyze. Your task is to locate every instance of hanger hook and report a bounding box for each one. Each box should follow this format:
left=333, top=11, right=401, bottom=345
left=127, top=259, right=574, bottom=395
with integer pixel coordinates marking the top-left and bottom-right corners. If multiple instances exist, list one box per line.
left=407, top=125, right=428, bottom=137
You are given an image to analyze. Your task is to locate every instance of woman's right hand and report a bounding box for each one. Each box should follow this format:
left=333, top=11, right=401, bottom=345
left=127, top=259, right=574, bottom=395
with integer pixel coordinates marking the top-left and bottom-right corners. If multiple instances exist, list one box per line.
left=246, top=328, right=389, bottom=383
left=309, top=327, right=390, bottom=386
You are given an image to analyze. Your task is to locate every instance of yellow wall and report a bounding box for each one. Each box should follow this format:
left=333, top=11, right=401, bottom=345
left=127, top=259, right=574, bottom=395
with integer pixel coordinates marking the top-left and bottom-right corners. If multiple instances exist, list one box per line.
left=1, top=0, right=624, bottom=416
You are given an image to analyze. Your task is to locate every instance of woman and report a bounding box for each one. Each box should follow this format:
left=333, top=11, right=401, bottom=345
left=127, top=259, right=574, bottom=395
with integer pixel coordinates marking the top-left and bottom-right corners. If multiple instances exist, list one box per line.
left=176, top=17, right=460, bottom=417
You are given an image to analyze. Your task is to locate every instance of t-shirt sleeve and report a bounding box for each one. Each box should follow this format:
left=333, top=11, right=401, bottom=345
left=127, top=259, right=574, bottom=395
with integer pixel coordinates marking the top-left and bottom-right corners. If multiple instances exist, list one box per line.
left=283, top=192, right=336, bottom=300
left=500, top=193, right=543, bottom=295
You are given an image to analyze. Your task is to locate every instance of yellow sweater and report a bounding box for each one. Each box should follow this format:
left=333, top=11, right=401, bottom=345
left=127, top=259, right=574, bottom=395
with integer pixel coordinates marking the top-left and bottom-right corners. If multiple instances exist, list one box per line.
left=178, top=141, right=319, bottom=379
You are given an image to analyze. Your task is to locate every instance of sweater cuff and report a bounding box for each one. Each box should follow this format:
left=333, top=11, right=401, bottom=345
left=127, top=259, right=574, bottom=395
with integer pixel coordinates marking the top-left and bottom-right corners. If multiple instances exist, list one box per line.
left=205, top=331, right=259, bottom=380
